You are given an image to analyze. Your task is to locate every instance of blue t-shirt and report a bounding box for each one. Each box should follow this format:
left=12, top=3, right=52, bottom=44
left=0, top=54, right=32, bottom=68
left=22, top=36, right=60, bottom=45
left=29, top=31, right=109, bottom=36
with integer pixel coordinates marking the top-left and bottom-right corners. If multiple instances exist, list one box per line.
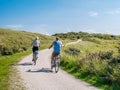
left=52, top=40, right=62, bottom=53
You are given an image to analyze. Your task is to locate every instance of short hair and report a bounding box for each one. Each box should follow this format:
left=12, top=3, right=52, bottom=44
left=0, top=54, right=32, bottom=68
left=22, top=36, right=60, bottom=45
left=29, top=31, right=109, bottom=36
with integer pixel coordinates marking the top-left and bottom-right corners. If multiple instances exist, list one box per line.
left=35, top=36, right=39, bottom=40
left=56, top=37, right=59, bottom=40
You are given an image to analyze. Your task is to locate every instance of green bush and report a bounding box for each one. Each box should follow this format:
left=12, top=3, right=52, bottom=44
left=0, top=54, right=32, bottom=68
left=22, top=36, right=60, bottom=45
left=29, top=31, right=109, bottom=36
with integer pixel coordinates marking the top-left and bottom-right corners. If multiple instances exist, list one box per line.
left=53, top=31, right=120, bottom=40
left=61, top=50, right=120, bottom=89
left=110, top=56, right=120, bottom=64
left=98, top=51, right=113, bottom=59
left=84, top=38, right=100, bottom=44
left=64, top=47, right=80, bottom=55
left=1, top=47, right=13, bottom=55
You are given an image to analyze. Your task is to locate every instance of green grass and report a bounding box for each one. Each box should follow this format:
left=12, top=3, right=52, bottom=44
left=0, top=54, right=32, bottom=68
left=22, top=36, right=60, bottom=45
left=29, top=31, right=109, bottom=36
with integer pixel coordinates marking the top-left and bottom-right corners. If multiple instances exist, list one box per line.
left=60, top=38, right=120, bottom=90
left=61, top=59, right=120, bottom=90
left=0, top=28, right=54, bottom=55
left=0, top=50, right=32, bottom=90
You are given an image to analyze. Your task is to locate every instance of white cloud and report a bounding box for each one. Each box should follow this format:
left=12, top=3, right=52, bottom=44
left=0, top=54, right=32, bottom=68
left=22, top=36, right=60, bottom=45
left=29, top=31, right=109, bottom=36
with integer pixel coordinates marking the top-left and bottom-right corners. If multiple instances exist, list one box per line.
left=88, top=11, right=99, bottom=17
left=4, top=24, right=51, bottom=35
left=6, top=24, right=25, bottom=29
left=28, top=24, right=52, bottom=35
left=107, top=8, right=120, bottom=15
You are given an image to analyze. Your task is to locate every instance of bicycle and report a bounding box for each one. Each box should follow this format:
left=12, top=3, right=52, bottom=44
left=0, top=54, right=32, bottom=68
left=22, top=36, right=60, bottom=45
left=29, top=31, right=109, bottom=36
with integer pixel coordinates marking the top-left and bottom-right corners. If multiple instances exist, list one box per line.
left=32, top=50, right=39, bottom=65
left=51, top=55, right=60, bottom=73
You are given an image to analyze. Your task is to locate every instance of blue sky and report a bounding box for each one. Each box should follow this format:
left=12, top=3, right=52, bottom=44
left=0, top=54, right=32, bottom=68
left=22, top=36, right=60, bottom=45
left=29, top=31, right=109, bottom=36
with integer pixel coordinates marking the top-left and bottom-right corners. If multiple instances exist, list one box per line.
left=1, top=0, right=120, bottom=35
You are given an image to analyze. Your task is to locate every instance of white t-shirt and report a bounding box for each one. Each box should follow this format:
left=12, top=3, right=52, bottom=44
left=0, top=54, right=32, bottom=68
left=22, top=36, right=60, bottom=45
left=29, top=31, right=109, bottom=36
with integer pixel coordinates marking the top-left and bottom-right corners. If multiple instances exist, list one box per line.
left=33, top=39, right=40, bottom=47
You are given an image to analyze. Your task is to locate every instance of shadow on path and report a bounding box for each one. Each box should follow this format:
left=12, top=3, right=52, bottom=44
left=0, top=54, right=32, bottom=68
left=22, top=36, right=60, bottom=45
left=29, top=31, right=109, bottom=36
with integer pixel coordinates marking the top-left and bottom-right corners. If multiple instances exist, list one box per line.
left=27, top=68, right=53, bottom=73
left=15, top=62, right=33, bottom=66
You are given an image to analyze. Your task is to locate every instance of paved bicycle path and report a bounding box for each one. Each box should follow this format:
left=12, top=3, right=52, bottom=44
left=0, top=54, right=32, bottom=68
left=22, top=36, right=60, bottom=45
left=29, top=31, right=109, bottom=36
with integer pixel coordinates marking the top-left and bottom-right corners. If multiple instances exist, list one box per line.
left=17, top=48, right=99, bottom=90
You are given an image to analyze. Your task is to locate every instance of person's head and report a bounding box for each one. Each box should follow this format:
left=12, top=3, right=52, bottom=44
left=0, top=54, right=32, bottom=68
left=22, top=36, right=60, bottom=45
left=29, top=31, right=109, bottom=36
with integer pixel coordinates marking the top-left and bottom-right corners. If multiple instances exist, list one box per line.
left=35, top=36, right=39, bottom=40
left=56, top=37, right=60, bottom=41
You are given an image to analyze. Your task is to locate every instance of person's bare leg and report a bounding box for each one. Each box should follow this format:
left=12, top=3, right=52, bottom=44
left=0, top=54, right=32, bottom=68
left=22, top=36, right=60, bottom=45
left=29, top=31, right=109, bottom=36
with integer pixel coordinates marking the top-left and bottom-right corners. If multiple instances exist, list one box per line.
left=51, top=56, right=54, bottom=65
left=32, top=53, right=35, bottom=61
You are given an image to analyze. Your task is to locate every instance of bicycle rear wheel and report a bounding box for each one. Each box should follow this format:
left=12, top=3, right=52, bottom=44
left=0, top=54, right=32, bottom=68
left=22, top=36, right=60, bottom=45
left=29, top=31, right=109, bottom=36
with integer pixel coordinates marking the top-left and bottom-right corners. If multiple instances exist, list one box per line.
left=33, top=53, right=38, bottom=65
left=33, top=59, right=37, bottom=65
left=51, top=60, right=53, bottom=70
left=55, top=60, right=60, bottom=73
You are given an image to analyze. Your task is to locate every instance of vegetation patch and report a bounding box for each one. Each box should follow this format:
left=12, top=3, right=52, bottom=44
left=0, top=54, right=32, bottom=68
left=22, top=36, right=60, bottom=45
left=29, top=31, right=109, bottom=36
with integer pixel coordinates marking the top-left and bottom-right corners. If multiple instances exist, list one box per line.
left=0, top=28, right=54, bottom=56
left=60, top=37, right=120, bottom=90
left=0, top=50, right=31, bottom=90
left=64, top=47, right=80, bottom=55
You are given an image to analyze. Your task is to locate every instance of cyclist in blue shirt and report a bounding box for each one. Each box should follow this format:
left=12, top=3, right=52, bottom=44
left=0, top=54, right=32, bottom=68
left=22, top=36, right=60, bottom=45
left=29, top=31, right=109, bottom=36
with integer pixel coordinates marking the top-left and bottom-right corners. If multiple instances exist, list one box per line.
left=49, top=37, right=62, bottom=65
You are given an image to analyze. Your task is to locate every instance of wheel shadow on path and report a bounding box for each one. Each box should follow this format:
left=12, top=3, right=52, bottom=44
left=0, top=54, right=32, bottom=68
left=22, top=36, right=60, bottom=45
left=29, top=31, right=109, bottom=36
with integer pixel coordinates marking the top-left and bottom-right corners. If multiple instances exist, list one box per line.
left=17, top=62, right=33, bottom=66
left=26, top=68, right=53, bottom=73
left=12, top=62, right=33, bottom=66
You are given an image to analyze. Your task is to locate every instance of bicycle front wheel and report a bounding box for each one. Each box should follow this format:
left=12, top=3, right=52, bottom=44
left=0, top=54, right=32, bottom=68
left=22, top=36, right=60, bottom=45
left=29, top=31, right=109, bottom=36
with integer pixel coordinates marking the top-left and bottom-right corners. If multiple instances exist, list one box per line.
left=55, top=61, right=60, bottom=73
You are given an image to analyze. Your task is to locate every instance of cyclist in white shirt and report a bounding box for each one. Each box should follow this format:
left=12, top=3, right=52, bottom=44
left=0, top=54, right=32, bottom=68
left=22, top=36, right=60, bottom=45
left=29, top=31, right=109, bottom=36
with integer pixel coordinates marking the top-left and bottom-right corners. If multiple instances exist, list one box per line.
left=32, top=36, right=40, bottom=61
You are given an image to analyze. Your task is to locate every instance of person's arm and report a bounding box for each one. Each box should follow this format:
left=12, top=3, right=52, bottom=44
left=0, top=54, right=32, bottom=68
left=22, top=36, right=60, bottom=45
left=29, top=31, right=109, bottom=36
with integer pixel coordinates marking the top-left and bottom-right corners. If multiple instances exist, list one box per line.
left=60, top=41, right=63, bottom=47
left=49, top=44, right=53, bottom=49
left=31, top=41, right=33, bottom=46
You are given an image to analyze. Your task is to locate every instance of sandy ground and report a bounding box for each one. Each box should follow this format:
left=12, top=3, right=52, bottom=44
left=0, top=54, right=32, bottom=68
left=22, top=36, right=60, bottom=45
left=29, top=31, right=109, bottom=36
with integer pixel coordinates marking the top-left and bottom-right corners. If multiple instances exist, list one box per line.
left=65, top=39, right=82, bottom=46
left=17, top=48, right=99, bottom=90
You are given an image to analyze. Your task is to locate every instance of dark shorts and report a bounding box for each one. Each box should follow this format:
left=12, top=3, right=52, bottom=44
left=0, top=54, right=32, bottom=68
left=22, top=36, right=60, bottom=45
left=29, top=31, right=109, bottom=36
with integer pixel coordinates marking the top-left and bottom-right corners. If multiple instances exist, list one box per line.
left=32, top=46, right=38, bottom=53
left=52, top=52, right=60, bottom=57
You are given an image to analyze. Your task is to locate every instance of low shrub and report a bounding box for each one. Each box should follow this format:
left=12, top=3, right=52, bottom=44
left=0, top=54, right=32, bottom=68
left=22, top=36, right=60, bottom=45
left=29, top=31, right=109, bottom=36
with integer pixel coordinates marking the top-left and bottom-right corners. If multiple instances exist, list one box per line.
left=64, top=47, right=80, bottom=55
left=98, top=51, right=113, bottom=59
